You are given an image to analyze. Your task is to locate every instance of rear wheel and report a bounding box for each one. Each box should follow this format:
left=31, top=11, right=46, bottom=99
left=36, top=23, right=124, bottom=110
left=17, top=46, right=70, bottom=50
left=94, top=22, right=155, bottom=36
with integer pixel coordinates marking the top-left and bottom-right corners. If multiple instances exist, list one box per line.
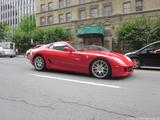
left=33, top=55, right=46, bottom=71
left=131, top=58, right=140, bottom=69
left=90, top=59, right=111, bottom=79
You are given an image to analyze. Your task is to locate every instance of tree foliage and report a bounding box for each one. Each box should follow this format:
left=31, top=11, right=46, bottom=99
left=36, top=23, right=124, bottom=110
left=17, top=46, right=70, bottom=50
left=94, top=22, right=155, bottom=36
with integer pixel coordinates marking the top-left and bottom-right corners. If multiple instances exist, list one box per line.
left=32, top=27, right=73, bottom=44
left=12, top=15, right=73, bottom=46
left=12, top=15, right=36, bottom=45
left=0, top=22, right=9, bottom=39
left=18, top=15, right=36, bottom=32
left=116, top=17, right=160, bottom=50
left=151, top=17, right=160, bottom=41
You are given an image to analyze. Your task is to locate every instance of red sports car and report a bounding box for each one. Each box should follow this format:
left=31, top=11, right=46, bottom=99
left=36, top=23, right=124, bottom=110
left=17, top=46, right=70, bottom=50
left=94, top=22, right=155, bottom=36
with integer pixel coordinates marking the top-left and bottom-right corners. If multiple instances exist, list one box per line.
left=29, top=41, right=134, bottom=79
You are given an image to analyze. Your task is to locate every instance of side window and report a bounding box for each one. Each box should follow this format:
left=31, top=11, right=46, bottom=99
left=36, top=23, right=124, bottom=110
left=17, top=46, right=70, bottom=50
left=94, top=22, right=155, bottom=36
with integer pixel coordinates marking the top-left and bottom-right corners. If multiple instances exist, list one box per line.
left=151, top=43, right=160, bottom=51
left=50, top=43, right=68, bottom=51
left=141, top=43, right=160, bottom=53
left=141, top=46, right=150, bottom=53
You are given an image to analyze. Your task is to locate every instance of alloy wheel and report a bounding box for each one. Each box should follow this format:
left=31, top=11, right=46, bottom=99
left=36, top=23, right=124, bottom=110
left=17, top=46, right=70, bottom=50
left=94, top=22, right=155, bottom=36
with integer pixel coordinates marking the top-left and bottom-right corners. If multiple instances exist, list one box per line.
left=34, top=56, right=45, bottom=71
left=131, top=58, right=140, bottom=69
left=91, top=60, right=111, bottom=79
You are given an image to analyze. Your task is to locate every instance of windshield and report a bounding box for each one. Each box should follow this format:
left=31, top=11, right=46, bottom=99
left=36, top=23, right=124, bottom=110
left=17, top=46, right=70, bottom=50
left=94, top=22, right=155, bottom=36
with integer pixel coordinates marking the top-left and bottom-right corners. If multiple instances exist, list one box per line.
left=71, top=43, right=110, bottom=52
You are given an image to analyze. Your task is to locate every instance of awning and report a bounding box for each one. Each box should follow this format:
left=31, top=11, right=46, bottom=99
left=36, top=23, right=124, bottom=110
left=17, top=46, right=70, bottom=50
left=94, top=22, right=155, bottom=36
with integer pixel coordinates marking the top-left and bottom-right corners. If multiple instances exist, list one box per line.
left=76, top=23, right=105, bottom=36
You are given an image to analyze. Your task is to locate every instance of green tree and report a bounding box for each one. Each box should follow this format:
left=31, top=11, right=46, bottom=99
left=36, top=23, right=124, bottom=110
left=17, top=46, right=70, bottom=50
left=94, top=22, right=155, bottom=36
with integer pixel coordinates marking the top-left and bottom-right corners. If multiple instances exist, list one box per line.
left=32, top=26, right=73, bottom=44
left=12, top=15, right=73, bottom=53
left=116, top=17, right=152, bottom=50
left=0, top=22, right=9, bottom=39
left=18, top=15, right=36, bottom=32
left=151, top=16, right=160, bottom=41
left=51, top=27, right=73, bottom=42
left=31, top=28, right=45, bottom=44
left=12, top=15, right=36, bottom=44
left=12, top=31, right=25, bottom=44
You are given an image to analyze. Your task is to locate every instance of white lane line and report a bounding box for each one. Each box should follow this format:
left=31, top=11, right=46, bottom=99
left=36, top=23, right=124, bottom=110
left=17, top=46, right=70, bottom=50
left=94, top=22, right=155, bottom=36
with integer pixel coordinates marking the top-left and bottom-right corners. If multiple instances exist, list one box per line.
left=31, top=74, right=121, bottom=89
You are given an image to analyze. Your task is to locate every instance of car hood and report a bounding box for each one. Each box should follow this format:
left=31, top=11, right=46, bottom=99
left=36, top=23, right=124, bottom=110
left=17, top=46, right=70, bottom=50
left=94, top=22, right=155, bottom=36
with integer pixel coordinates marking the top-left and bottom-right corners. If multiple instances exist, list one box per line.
left=78, top=50, right=133, bottom=65
left=79, top=50, right=124, bottom=58
left=81, top=50, right=131, bottom=62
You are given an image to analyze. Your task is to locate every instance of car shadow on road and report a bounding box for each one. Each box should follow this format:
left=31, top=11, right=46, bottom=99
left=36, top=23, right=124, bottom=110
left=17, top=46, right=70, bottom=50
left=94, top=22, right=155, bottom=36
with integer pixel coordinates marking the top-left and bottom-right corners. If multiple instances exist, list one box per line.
left=111, top=74, right=134, bottom=81
left=30, top=68, right=133, bottom=81
left=46, top=69, right=91, bottom=77
left=136, top=67, right=160, bottom=71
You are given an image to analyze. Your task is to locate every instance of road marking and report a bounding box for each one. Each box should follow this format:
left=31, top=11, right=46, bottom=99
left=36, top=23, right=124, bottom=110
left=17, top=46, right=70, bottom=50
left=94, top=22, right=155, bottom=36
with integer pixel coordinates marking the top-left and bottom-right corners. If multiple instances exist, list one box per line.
left=31, top=74, right=121, bottom=89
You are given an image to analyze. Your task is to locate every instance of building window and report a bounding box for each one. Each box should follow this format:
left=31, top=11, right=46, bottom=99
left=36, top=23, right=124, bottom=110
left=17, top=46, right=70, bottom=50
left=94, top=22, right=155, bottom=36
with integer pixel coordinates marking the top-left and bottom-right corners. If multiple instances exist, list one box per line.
left=90, top=8, right=98, bottom=18
left=59, top=14, right=64, bottom=23
left=66, top=12, right=71, bottom=22
left=40, top=17, right=46, bottom=25
left=104, top=5, right=112, bottom=16
left=79, top=0, right=86, bottom=4
left=136, top=0, right=143, bottom=11
left=48, top=16, right=53, bottom=24
left=66, top=0, right=72, bottom=7
left=79, top=10, right=86, bottom=20
left=59, top=0, right=64, bottom=8
left=123, top=2, right=131, bottom=14
left=48, top=2, right=53, bottom=11
left=40, top=4, right=45, bottom=12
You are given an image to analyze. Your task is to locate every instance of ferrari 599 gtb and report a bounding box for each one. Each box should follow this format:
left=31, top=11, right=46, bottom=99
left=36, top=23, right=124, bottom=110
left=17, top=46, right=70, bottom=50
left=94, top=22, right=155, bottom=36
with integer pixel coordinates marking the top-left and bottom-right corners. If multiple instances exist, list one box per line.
left=29, top=41, right=134, bottom=79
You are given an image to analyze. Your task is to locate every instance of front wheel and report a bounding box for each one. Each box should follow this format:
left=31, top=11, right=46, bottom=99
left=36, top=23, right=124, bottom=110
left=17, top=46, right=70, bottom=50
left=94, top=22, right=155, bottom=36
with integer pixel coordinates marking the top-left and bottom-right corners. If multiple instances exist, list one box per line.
left=33, top=55, right=46, bottom=71
left=131, top=58, right=140, bottom=69
left=90, top=59, right=111, bottom=79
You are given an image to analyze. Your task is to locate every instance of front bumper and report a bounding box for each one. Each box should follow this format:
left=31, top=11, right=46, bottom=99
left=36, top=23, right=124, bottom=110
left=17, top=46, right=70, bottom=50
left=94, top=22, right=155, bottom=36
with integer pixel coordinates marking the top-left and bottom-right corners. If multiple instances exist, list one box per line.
left=112, top=65, right=134, bottom=77
left=4, top=52, right=16, bottom=57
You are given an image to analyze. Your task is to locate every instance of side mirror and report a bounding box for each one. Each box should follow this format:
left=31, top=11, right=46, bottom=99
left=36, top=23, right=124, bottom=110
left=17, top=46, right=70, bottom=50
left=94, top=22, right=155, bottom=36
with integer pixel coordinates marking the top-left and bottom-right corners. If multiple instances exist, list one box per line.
left=64, top=47, right=73, bottom=53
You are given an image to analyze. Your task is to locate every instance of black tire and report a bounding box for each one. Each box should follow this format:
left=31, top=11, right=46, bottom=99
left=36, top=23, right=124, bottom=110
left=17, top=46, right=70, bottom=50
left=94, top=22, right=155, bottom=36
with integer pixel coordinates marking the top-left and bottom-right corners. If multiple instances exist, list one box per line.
left=90, top=59, right=111, bottom=79
left=131, top=58, right=140, bottom=69
left=33, top=55, right=46, bottom=71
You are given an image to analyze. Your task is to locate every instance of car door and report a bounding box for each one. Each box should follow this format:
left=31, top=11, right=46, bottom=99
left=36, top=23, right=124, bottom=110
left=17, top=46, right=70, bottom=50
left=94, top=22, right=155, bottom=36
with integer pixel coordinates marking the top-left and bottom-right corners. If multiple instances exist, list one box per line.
left=46, top=42, right=88, bottom=73
left=139, top=42, right=160, bottom=67
left=46, top=42, right=71, bottom=70
left=67, top=51, right=90, bottom=73
left=151, top=43, right=160, bottom=67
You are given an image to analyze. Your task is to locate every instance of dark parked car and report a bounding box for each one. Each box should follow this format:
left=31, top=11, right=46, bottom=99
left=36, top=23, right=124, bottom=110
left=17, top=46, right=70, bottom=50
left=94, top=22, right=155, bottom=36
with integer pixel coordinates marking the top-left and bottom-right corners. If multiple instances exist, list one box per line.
left=125, top=41, right=160, bottom=68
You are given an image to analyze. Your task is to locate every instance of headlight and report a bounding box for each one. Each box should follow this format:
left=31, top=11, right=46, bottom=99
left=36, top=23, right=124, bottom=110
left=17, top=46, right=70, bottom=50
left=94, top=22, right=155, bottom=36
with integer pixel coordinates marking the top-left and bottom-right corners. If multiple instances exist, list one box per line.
left=125, top=56, right=132, bottom=62
left=113, top=57, right=126, bottom=65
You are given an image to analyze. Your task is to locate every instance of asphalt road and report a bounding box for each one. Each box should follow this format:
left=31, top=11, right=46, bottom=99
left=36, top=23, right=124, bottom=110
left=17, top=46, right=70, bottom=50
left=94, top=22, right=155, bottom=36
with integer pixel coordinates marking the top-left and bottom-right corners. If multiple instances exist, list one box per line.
left=0, top=56, right=160, bottom=120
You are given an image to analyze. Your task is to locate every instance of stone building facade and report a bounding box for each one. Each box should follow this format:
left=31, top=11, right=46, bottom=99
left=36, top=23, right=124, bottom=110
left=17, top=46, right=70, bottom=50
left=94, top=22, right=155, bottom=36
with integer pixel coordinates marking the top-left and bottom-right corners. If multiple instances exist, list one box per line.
left=36, top=0, right=160, bottom=50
